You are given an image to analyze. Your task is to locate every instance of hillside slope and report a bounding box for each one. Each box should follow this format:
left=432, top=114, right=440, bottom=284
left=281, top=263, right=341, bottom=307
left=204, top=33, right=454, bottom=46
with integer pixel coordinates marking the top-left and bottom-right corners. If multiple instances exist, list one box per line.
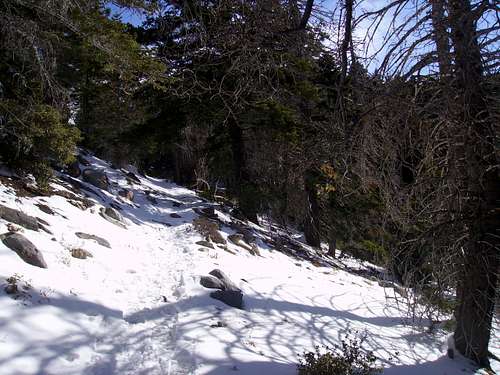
left=0, top=153, right=497, bottom=375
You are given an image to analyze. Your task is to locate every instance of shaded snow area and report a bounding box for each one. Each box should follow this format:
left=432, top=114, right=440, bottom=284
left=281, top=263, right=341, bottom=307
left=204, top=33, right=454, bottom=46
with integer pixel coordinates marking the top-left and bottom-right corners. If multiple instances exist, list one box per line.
left=0, top=153, right=498, bottom=375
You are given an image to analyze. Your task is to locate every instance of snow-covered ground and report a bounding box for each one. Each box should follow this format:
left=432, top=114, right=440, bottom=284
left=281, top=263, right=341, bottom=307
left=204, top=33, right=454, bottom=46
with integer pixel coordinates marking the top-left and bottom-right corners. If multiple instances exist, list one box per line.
left=0, top=154, right=497, bottom=375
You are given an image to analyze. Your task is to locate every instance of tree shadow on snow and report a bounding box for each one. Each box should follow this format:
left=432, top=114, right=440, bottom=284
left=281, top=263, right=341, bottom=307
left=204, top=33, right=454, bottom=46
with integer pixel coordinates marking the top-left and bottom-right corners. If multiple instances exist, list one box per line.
left=0, top=277, right=477, bottom=375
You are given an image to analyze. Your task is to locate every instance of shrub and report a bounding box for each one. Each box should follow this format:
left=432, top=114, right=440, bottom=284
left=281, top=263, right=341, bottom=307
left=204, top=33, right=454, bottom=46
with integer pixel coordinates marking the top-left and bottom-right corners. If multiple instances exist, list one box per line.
left=0, top=102, right=80, bottom=186
left=298, top=333, right=381, bottom=375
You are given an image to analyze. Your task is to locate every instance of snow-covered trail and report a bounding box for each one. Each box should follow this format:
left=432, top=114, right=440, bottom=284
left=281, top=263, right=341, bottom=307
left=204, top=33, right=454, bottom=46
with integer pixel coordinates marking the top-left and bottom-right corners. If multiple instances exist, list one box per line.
left=0, top=157, right=204, bottom=374
left=0, top=153, right=497, bottom=375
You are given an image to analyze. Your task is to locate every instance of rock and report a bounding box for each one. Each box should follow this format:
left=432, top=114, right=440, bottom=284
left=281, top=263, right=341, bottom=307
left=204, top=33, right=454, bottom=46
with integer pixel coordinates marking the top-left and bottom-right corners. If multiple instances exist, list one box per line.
left=228, top=233, right=244, bottom=243
left=210, top=321, right=227, bottom=328
left=36, top=217, right=50, bottom=226
left=110, top=202, right=122, bottom=211
left=378, top=280, right=395, bottom=288
left=0, top=204, right=40, bottom=231
left=66, top=161, right=81, bottom=178
left=196, top=240, right=214, bottom=249
left=200, top=269, right=243, bottom=309
left=126, top=172, right=141, bottom=184
left=36, top=204, right=55, bottom=215
left=2, top=233, right=47, bottom=268
left=118, top=189, right=134, bottom=201
left=71, top=248, right=93, bottom=259
left=82, top=169, right=109, bottom=191
left=99, top=207, right=126, bottom=228
left=103, top=207, right=123, bottom=222
left=7, top=223, right=22, bottom=233
left=223, top=247, right=237, bottom=255
left=76, top=154, right=91, bottom=166
left=170, top=213, right=182, bottom=219
left=200, top=275, right=227, bottom=290
left=239, top=228, right=256, bottom=245
left=75, top=232, right=111, bottom=248
left=4, top=283, right=18, bottom=294
left=68, top=200, right=87, bottom=210
left=228, top=234, right=256, bottom=255
left=172, top=201, right=182, bottom=208
left=208, top=269, right=240, bottom=291
left=193, top=217, right=226, bottom=244
left=210, top=290, right=243, bottom=309
left=250, top=243, right=260, bottom=256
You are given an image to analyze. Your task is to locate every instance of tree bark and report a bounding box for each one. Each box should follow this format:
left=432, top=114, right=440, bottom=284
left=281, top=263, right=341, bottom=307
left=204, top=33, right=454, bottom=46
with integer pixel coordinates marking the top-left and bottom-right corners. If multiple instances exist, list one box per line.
left=430, top=0, right=452, bottom=77
left=340, top=0, right=354, bottom=82
left=447, top=0, right=500, bottom=367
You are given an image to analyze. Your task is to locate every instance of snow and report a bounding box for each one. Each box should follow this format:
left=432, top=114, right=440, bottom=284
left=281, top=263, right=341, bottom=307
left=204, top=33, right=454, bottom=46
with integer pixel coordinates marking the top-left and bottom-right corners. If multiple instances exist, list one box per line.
left=0, top=154, right=497, bottom=375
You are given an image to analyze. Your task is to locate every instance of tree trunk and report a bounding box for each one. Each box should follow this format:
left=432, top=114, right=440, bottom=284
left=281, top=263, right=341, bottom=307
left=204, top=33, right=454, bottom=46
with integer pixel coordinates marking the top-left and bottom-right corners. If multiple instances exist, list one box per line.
left=340, top=0, right=354, bottom=82
left=304, top=170, right=321, bottom=248
left=228, top=118, right=259, bottom=224
left=447, top=0, right=500, bottom=367
left=297, top=0, right=314, bottom=30
left=327, top=229, right=336, bottom=257
left=430, top=0, right=451, bottom=77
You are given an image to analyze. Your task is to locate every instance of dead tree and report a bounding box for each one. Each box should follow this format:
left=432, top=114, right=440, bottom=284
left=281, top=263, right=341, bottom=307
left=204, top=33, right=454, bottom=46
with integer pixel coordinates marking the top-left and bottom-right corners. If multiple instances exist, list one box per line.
left=356, top=0, right=499, bottom=366
left=447, top=0, right=499, bottom=366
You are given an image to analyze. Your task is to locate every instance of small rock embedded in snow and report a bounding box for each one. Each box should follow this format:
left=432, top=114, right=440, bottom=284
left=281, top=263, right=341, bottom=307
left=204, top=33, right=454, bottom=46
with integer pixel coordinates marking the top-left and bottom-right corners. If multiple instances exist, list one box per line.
left=210, top=321, right=227, bottom=328
left=4, top=283, right=18, bottom=294
left=7, top=223, right=22, bottom=233
left=196, top=240, right=214, bottom=249
left=99, top=207, right=126, bottom=228
left=1, top=232, right=48, bottom=268
left=75, top=232, right=111, bottom=248
left=71, top=248, right=93, bottom=259
left=102, top=207, right=123, bottom=222
left=170, top=213, right=182, bottom=219
left=36, top=203, right=55, bottom=215
left=118, top=189, right=134, bottom=201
